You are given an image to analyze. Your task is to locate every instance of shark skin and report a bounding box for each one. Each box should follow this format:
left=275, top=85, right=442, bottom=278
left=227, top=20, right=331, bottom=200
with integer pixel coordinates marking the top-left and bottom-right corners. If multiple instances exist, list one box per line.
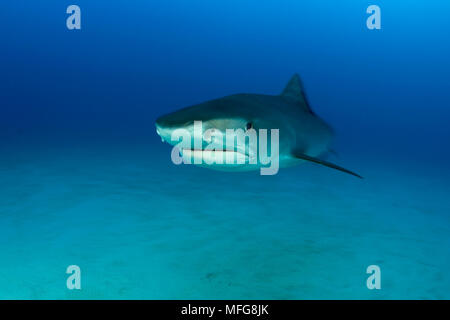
left=155, top=74, right=362, bottom=178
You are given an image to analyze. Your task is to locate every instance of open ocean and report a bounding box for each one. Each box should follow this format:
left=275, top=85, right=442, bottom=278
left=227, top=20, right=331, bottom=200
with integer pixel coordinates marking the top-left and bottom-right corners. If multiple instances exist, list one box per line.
left=1, top=0, right=449, bottom=299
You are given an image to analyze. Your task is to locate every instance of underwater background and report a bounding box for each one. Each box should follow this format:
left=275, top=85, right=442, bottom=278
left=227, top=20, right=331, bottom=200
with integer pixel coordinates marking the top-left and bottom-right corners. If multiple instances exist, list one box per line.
left=1, top=0, right=449, bottom=299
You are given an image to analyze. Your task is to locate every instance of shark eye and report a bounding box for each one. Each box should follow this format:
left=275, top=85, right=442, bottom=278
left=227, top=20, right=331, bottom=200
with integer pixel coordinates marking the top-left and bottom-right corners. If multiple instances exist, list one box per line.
left=246, top=122, right=252, bottom=130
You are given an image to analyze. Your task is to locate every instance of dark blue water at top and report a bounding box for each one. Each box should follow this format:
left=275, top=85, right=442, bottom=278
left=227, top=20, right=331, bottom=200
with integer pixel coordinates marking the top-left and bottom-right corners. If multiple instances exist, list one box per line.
left=1, top=1, right=449, bottom=161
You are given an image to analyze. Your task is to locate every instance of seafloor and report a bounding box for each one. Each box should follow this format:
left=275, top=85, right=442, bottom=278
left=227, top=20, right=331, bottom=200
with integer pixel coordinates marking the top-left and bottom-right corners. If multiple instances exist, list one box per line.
left=1, top=139, right=449, bottom=299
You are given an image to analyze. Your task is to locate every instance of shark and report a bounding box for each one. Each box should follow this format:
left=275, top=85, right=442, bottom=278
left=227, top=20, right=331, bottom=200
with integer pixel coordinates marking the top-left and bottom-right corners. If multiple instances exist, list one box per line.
left=155, top=74, right=362, bottom=178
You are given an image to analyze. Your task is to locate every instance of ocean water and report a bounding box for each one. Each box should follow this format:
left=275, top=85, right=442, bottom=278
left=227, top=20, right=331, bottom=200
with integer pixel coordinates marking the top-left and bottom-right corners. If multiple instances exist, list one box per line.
left=1, top=0, right=450, bottom=299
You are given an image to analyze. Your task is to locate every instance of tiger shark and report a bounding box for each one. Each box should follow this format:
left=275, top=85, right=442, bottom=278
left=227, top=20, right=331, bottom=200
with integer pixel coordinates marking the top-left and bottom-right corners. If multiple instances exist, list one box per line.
left=155, top=74, right=362, bottom=178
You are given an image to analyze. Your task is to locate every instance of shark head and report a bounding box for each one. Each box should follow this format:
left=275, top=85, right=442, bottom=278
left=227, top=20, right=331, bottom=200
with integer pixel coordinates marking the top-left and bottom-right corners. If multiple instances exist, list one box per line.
left=156, top=93, right=293, bottom=174
left=156, top=95, right=264, bottom=147
left=156, top=74, right=362, bottom=178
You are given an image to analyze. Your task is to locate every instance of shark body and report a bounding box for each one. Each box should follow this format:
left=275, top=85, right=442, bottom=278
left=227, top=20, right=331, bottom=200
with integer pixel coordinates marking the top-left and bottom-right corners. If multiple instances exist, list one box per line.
left=155, top=74, right=362, bottom=178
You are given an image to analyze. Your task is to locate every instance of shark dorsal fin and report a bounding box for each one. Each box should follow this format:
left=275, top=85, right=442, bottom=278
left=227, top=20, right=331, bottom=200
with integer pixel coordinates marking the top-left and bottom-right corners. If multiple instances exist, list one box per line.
left=281, top=74, right=315, bottom=114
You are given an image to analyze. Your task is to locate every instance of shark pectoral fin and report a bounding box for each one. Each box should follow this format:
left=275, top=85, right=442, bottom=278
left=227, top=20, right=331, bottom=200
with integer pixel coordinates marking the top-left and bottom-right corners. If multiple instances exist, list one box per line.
left=293, top=152, right=363, bottom=179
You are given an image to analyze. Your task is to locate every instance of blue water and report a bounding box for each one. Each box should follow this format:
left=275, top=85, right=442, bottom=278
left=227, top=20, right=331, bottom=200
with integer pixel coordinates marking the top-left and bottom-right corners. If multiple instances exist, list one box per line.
left=1, top=0, right=449, bottom=299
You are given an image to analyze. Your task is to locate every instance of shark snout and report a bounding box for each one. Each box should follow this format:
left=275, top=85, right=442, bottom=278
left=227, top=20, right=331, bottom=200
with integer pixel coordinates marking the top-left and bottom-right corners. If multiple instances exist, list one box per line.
left=155, top=122, right=174, bottom=143
left=156, top=113, right=184, bottom=142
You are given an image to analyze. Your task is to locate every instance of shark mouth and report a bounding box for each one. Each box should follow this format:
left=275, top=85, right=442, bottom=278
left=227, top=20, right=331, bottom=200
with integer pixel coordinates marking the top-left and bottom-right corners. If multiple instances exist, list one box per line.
left=180, top=148, right=250, bottom=164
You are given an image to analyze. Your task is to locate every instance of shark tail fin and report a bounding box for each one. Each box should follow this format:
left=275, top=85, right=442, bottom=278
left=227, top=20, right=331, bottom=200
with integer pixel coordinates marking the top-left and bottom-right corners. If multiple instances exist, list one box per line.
left=281, top=74, right=315, bottom=115
left=293, top=151, right=363, bottom=179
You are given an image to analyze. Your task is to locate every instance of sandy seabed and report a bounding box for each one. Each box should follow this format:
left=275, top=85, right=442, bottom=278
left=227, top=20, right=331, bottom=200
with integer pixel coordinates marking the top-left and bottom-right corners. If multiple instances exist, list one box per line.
left=0, top=142, right=449, bottom=299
